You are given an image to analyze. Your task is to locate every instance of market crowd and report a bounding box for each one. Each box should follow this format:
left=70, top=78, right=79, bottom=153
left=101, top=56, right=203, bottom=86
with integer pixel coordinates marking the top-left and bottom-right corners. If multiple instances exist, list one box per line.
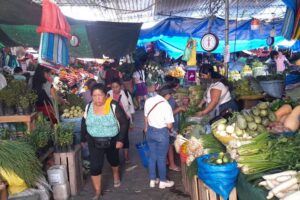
left=1, top=47, right=300, bottom=200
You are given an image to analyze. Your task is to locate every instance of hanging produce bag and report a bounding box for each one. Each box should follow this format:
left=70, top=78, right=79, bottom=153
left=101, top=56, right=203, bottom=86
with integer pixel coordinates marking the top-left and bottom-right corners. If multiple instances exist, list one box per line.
left=182, top=38, right=193, bottom=62
left=197, top=154, right=239, bottom=200
left=187, top=39, right=197, bottom=66
left=135, top=133, right=150, bottom=168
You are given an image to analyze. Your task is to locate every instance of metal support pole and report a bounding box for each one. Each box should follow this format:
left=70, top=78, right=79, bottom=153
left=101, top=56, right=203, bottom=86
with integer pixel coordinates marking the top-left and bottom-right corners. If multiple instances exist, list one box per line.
left=224, top=0, right=230, bottom=78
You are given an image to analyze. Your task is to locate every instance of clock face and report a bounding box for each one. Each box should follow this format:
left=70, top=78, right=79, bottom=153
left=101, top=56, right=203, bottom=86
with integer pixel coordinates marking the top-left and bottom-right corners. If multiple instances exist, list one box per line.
left=70, top=35, right=80, bottom=47
left=266, top=36, right=274, bottom=46
left=201, top=33, right=219, bottom=52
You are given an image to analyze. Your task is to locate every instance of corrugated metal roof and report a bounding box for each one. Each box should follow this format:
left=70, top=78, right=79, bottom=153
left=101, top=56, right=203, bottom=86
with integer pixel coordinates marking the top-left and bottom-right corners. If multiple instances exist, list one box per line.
left=32, top=0, right=286, bottom=22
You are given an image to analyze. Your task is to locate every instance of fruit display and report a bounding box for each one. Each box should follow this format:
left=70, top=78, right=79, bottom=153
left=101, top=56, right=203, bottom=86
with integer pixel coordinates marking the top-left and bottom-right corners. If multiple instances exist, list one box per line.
left=233, top=78, right=261, bottom=97
left=168, top=66, right=185, bottom=78
left=61, top=106, right=84, bottom=119
left=59, top=67, right=94, bottom=87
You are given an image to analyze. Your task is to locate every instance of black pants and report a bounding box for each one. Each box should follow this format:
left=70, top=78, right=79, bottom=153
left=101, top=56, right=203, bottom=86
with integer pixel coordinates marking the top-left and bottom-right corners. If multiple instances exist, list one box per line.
left=123, top=119, right=130, bottom=149
left=88, top=135, right=120, bottom=176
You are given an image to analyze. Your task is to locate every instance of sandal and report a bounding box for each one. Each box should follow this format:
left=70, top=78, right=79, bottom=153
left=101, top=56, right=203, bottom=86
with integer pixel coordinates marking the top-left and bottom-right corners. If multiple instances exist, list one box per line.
left=114, top=180, right=121, bottom=188
left=91, top=195, right=101, bottom=200
left=169, top=166, right=181, bottom=172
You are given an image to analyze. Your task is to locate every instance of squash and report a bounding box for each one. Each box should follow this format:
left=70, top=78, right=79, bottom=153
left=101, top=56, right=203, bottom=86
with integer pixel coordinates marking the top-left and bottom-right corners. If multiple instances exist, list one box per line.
left=279, top=114, right=289, bottom=124
left=283, top=105, right=300, bottom=132
left=275, top=104, right=293, bottom=121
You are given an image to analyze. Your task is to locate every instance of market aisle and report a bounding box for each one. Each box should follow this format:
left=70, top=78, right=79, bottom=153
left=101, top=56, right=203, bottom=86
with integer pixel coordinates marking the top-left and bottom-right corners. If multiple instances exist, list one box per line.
left=73, top=110, right=190, bottom=200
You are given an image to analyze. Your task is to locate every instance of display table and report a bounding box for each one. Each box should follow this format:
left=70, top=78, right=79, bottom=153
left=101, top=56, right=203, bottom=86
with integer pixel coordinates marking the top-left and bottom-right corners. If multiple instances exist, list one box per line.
left=0, top=112, right=38, bottom=131
left=236, top=95, right=265, bottom=109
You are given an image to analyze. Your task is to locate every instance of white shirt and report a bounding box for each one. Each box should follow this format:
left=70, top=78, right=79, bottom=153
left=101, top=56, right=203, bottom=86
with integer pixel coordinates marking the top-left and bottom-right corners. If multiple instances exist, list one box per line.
left=133, top=70, right=145, bottom=84
left=205, top=82, right=231, bottom=106
left=144, top=95, right=174, bottom=129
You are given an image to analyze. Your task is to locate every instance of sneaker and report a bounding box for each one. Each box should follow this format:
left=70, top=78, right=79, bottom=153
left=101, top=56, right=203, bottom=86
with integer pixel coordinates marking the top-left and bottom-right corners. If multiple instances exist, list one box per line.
left=114, top=180, right=121, bottom=188
left=159, top=180, right=174, bottom=189
left=149, top=180, right=156, bottom=188
left=149, top=178, right=160, bottom=188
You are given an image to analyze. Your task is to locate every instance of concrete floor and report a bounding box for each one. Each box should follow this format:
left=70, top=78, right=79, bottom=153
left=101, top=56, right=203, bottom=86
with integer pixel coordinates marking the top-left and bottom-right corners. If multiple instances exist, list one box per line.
left=72, top=110, right=190, bottom=200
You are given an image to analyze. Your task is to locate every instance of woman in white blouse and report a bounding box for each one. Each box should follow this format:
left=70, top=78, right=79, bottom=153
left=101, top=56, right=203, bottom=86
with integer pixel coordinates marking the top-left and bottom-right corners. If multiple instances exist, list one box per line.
left=144, top=84, right=175, bottom=189
left=196, top=65, right=238, bottom=119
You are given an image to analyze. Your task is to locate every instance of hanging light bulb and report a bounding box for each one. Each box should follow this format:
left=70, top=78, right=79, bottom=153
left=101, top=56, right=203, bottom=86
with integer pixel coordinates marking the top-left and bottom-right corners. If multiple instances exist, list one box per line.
left=270, top=26, right=276, bottom=37
left=251, top=19, right=260, bottom=30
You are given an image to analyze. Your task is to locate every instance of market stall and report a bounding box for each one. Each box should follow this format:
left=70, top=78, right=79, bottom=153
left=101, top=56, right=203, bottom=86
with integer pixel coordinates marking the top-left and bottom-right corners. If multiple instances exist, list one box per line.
left=173, top=76, right=300, bottom=200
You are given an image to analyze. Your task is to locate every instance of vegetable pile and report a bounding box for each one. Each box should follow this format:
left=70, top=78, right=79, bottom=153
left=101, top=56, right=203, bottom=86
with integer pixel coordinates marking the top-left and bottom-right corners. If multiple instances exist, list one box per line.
left=212, top=102, right=277, bottom=142
left=0, top=140, right=43, bottom=187
left=233, top=78, right=262, bottom=97
left=61, top=106, right=84, bottom=119
left=236, top=132, right=300, bottom=175
left=259, top=171, right=300, bottom=200
left=188, top=85, right=203, bottom=107
left=207, top=152, right=233, bottom=165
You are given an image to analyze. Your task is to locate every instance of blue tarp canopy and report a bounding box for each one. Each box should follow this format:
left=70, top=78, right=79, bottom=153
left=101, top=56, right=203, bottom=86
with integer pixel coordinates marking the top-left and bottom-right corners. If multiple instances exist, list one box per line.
left=138, top=17, right=285, bottom=59
left=291, top=40, right=300, bottom=51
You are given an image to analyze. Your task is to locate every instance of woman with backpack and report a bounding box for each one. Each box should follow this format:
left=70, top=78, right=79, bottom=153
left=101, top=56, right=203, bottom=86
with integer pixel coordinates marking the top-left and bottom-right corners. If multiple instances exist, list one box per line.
left=81, top=84, right=129, bottom=200
left=108, top=79, right=135, bottom=163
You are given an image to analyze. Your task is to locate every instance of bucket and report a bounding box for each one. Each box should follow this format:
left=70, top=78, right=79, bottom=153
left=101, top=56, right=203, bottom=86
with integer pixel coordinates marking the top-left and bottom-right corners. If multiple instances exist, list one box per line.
left=47, top=165, right=68, bottom=185
left=52, top=182, right=70, bottom=200
left=135, top=141, right=150, bottom=168
left=259, top=80, right=284, bottom=98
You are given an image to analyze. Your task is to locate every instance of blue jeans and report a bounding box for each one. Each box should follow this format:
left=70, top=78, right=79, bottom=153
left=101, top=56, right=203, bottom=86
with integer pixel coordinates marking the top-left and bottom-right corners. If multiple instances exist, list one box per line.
left=147, top=126, right=169, bottom=181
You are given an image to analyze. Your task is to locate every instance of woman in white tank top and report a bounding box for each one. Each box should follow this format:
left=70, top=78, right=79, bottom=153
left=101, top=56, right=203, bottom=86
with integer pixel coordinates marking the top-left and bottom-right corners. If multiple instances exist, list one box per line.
left=196, top=64, right=238, bottom=119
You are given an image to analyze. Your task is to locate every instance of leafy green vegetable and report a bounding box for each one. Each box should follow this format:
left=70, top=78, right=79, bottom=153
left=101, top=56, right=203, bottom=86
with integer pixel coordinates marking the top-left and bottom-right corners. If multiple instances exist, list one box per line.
left=0, top=140, right=43, bottom=187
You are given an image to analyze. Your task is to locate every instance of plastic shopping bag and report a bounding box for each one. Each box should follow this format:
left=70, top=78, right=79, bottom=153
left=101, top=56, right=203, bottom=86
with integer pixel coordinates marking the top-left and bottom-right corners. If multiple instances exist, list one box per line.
left=0, top=167, right=28, bottom=195
left=135, top=133, right=150, bottom=168
left=197, top=154, right=239, bottom=200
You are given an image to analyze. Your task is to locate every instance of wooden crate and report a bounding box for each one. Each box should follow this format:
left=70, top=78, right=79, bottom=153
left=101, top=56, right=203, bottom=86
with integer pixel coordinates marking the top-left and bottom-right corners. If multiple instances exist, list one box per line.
left=53, top=144, right=83, bottom=196
left=197, top=179, right=237, bottom=200
left=190, top=175, right=199, bottom=200
left=181, top=162, right=192, bottom=195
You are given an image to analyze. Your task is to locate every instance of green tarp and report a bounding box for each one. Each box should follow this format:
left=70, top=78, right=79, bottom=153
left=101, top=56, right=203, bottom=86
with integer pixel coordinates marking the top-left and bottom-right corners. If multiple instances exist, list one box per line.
left=0, top=0, right=142, bottom=58
left=0, top=24, right=93, bottom=58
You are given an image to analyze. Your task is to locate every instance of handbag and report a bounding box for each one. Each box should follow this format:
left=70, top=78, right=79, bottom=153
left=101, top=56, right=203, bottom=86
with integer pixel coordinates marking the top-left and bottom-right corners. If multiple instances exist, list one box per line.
left=93, top=137, right=112, bottom=149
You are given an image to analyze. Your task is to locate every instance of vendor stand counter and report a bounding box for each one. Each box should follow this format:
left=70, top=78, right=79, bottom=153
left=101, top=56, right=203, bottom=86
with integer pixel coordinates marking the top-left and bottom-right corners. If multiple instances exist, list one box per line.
left=237, top=173, right=275, bottom=200
left=236, top=95, right=265, bottom=110
left=0, top=112, right=38, bottom=132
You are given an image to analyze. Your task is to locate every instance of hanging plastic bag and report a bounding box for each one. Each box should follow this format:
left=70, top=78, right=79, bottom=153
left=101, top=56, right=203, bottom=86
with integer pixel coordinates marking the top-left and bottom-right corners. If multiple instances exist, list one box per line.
left=187, top=39, right=197, bottom=66
left=197, top=154, right=239, bottom=200
left=182, top=38, right=194, bottom=62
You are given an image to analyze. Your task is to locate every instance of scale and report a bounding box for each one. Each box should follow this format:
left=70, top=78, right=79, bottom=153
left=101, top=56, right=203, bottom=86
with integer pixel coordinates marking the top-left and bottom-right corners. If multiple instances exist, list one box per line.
left=70, top=35, right=80, bottom=47
left=200, top=33, right=219, bottom=52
